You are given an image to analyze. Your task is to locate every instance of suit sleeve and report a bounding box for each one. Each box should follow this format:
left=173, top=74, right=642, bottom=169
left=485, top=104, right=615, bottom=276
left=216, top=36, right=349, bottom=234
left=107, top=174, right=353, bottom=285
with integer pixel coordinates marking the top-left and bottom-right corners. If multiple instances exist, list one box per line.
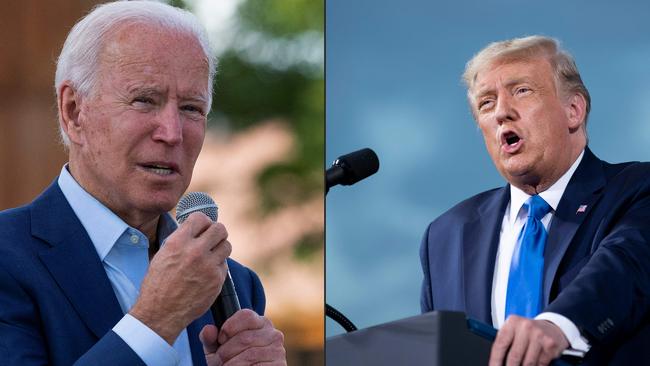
left=546, top=192, right=650, bottom=346
left=420, top=222, right=434, bottom=313
left=0, top=265, right=49, bottom=365
left=0, top=265, right=145, bottom=366
left=73, top=332, right=146, bottom=366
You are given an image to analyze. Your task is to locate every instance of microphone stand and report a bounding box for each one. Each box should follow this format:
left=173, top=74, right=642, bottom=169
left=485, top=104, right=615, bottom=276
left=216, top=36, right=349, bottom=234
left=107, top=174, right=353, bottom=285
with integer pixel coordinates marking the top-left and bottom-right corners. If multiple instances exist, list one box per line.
left=325, top=182, right=358, bottom=333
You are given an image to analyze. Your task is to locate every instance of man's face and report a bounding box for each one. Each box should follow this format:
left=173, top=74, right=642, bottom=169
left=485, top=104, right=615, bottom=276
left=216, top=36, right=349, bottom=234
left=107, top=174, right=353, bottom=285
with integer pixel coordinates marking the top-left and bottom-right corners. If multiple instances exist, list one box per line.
left=471, top=57, right=583, bottom=191
left=70, top=24, right=209, bottom=223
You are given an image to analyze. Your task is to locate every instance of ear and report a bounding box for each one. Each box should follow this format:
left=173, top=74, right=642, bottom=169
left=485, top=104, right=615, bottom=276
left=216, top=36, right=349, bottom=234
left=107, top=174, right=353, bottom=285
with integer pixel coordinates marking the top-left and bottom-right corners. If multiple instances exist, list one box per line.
left=57, top=81, right=85, bottom=145
left=565, top=92, right=587, bottom=132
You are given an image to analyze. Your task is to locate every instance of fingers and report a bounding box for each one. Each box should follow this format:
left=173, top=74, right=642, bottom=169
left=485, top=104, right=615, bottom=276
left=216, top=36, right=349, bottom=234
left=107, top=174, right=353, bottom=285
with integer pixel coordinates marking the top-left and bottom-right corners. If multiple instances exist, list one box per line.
left=200, top=324, right=220, bottom=355
left=177, top=211, right=214, bottom=238
left=490, top=317, right=570, bottom=366
left=215, top=310, right=286, bottom=365
left=218, top=309, right=267, bottom=345
left=222, top=344, right=287, bottom=366
left=172, top=212, right=231, bottom=259
left=490, top=316, right=516, bottom=366
left=505, top=320, right=529, bottom=366
left=521, top=332, right=542, bottom=366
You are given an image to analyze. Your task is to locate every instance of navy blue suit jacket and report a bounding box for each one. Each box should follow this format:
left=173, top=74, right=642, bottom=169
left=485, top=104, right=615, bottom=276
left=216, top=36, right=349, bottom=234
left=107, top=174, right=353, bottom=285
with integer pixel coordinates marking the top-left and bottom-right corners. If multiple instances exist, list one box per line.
left=420, top=148, right=650, bottom=365
left=0, top=180, right=266, bottom=365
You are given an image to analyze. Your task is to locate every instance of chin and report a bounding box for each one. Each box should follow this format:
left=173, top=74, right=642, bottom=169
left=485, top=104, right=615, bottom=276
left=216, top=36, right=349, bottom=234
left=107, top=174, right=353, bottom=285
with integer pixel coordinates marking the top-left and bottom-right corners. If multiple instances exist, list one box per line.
left=500, top=162, right=535, bottom=181
left=140, top=191, right=183, bottom=213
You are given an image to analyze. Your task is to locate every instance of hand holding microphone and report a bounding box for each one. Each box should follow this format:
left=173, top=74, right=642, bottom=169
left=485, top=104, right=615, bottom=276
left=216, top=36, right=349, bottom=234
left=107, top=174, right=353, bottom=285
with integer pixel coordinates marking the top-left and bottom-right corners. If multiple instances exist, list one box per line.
left=176, top=192, right=241, bottom=328
left=129, top=195, right=232, bottom=345
left=177, top=194, right=285, bottom=365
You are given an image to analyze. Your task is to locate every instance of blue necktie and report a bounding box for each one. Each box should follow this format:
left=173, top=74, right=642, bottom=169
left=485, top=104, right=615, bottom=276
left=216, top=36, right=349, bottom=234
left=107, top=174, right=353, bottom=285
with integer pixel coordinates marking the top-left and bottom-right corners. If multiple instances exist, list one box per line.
left=505, top=195, right=552, bottom=318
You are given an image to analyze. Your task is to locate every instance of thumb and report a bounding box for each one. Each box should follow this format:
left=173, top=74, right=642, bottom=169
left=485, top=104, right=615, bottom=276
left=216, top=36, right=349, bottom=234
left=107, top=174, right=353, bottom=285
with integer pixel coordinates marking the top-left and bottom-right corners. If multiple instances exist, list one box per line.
left=199, top=324, right=220, bottom=355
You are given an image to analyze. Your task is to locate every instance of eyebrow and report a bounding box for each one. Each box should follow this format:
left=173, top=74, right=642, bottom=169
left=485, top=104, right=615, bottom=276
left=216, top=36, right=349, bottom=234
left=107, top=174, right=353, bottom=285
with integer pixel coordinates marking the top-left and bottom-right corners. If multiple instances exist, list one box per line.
left=473, top=77, right=536, bottom=100
left=127, top=85, right=209, bottom=104
left=127, top=85, right=161, bottom=96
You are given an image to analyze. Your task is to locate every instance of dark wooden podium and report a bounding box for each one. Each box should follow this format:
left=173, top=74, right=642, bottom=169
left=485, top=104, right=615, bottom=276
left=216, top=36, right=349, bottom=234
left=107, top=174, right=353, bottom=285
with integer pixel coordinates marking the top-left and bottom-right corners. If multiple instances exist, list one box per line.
left=326, top=311, right=493, bottom=365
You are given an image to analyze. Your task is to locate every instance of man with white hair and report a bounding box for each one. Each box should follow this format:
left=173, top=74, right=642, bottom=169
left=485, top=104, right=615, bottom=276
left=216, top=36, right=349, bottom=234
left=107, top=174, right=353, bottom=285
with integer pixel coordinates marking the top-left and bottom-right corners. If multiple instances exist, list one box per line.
left=0, top=1, right=286, bottom=365
left=420, top=36, right=650, bottom=365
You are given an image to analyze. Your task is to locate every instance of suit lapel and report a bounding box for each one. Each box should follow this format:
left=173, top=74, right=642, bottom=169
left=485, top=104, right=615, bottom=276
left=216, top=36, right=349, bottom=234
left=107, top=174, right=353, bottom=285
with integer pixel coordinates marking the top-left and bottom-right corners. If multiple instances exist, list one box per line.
left=543, top=148, right=605, bottom=305
left=32, top=180, right=123, bottom=339
left=463, top=187, right=510, bottom=323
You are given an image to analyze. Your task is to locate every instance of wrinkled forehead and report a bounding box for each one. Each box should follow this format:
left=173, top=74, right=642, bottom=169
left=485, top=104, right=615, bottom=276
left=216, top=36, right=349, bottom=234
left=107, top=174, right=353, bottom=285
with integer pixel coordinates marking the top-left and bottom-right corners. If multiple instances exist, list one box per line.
left=101, top=22, right=207, bottom=66
left=469, top=56, right=555, bottom=98
left=95, top=22, right=210, bottom=93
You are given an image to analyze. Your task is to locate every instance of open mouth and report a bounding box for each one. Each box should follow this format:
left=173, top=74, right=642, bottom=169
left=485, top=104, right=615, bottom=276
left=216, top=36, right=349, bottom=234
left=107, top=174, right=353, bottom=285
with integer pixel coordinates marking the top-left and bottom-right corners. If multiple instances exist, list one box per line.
left=500, top=130, right=523, bottom=153
left=503, top=131, right=520, bottom=146
left=141, top=163, right=175, bottom=176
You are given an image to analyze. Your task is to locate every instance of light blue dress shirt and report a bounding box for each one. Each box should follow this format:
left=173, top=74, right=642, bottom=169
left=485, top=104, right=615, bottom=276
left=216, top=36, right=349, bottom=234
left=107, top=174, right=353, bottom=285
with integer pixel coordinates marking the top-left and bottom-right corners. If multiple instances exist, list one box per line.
left=58, top=166, right=194, bottom=366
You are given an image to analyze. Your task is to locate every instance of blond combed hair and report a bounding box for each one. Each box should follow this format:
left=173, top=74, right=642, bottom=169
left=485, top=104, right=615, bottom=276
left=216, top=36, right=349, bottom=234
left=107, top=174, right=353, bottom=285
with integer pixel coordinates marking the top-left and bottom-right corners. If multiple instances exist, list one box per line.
left=463, top=35, right=591, bottom=125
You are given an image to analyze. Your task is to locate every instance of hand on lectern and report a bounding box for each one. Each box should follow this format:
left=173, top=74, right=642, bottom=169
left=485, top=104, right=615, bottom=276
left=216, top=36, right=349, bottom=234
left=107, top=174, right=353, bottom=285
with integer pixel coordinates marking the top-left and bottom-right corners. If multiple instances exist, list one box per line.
left=489, top=315, right=569, bottom=366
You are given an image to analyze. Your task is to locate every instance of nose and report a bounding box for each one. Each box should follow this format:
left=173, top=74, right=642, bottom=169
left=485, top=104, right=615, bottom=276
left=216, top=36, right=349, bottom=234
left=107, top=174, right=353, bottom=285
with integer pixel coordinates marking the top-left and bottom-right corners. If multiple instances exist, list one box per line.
left=494, top=93, right=518, bottom=124
left=152, top=103, right=183, bottom=145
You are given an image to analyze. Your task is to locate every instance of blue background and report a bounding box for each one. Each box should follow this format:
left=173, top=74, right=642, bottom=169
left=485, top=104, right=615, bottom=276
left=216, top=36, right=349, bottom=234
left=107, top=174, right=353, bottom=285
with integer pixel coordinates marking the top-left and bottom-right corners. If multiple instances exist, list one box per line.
left=326, top=0, right=650, bottom=336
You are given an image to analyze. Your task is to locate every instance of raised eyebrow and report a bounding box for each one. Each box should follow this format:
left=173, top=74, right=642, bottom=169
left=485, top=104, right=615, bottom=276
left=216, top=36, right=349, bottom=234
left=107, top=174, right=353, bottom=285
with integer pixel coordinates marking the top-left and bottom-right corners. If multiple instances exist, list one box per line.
left=504, top=77, right=536, bottom=90
left=180, top=95, right=209, bottom=106
left=127, top=85, right=162, bottom=97
left=474, top=77, right=535, bottom=100
left=474, top=88, right=495, bottom=103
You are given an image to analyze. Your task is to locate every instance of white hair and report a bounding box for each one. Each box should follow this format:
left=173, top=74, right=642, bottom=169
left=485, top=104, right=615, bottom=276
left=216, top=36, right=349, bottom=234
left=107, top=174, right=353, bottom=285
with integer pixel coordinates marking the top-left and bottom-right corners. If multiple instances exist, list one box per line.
left=55, top=0, right=216, bottom=145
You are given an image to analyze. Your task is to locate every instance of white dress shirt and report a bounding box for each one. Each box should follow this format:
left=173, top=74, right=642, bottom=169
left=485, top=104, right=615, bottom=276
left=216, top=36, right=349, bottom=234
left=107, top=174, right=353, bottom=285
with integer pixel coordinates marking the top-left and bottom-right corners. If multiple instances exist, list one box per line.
left=58, top=165, right=194, bottom=366
left=491, top=151, right=590, bottom=356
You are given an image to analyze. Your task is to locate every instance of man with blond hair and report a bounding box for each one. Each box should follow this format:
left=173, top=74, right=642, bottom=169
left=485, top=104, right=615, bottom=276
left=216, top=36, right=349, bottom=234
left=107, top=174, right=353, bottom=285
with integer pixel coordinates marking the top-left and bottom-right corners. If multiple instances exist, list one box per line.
left=0, top=1, right=285, bottom=365
left=420, top=35, right=650, bottom=365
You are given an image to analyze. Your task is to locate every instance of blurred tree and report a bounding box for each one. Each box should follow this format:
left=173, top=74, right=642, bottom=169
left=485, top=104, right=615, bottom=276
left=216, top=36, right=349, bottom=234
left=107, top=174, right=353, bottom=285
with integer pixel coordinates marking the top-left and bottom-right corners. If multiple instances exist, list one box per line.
left=212, top=0, right=324, bottom=217
left=170, top=0, right=324, bottom=261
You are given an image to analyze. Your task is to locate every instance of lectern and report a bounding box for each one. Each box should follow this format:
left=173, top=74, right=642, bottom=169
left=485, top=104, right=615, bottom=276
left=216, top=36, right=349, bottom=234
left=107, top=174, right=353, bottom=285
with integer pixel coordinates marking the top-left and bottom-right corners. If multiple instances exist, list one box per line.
left=326, top=311, right=492, bottom=365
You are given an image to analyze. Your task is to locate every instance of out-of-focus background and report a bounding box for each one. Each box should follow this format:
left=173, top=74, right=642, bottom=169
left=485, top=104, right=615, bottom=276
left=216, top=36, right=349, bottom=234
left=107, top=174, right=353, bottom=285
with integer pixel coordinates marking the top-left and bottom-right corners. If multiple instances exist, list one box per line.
left=326, top=0, right=650, bottom=337
left=0, top=0, right=323, bottom=364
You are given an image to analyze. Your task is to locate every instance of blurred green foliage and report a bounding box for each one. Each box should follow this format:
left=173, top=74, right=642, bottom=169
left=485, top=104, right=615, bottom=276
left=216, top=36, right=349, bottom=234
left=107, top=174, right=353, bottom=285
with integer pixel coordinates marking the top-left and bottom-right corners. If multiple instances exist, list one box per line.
left=238, top=0, right=324, bottom=36
left=171, top=0, right=324, bottom=261
left=208, top=0, right=323, bottom=216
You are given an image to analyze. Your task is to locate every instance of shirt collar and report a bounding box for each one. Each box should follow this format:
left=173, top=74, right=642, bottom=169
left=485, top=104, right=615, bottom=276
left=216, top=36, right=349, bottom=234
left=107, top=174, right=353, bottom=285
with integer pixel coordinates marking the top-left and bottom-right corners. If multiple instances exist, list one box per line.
left=58, top=165, right=178, bottom=260
left=508, top=150, right=585, bottom=223
left=58, top=165, right=129, bottom=261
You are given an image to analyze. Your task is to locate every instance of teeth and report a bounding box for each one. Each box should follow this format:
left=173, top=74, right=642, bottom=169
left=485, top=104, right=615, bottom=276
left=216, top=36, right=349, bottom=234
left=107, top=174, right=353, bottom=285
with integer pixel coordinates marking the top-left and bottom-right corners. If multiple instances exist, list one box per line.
left=144, top=165, right=173, bottom=175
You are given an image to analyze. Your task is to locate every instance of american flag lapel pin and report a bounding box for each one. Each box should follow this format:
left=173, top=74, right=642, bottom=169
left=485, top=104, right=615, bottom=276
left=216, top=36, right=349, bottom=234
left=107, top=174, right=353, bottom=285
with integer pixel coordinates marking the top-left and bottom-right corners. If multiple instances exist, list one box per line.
left=576, top=204, right=588, bottom=214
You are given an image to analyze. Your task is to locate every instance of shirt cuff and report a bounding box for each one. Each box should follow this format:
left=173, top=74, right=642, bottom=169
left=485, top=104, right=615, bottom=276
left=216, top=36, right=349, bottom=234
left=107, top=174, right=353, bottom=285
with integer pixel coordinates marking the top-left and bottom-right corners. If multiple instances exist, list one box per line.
left=113, top=313, right=180, bottom=366
left=536, top=312, right=591, bottom=357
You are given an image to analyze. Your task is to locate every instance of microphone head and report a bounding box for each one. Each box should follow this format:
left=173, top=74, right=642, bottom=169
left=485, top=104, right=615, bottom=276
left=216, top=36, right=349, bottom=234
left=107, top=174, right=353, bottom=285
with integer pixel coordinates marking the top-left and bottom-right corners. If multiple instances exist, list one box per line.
left=176, top=192, right=218, bottom=224
left=334, top=148, right=379, bottom=185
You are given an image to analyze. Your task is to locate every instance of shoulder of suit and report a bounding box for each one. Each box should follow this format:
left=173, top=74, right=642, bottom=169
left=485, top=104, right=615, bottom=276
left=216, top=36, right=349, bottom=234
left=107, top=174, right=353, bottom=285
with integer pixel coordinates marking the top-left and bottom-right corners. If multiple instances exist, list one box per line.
left=429, top=186, right=504, bottom=225
left=0, top=204, right=31, bottom=239
left=599, top=159, right=650, bottom=193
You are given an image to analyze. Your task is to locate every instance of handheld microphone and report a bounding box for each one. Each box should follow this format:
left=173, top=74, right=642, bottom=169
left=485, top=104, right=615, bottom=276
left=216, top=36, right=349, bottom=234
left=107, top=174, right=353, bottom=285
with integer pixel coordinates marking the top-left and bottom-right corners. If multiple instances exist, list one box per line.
left=326, top=148, right=379, bottom=193
left=176, top=192, right=241, bottom=328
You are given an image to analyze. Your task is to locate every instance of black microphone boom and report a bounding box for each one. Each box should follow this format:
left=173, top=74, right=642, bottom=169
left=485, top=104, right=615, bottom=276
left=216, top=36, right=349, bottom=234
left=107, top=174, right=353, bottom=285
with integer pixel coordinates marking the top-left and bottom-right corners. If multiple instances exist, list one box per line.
left=176, top=192, right=241, bottom=329
left=326, top=148, right=379, bottom=193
